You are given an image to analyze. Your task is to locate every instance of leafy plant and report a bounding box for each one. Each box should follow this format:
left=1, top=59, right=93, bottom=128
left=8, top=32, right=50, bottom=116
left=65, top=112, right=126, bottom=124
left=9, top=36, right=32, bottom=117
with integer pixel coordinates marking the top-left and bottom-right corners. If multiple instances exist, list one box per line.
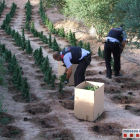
left=85, top=85, right=99, bottom=91
left=58, top=73, right=67, bottom=94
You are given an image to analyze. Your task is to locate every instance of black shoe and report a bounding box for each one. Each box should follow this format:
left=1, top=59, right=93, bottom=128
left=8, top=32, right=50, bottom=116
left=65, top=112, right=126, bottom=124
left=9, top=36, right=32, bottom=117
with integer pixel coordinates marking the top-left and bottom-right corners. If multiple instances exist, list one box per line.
left=106, top=75, right=112, bottom=79
left=114, top=73, right=123, bottom=77
left=69, top=96, right=74, bottom=100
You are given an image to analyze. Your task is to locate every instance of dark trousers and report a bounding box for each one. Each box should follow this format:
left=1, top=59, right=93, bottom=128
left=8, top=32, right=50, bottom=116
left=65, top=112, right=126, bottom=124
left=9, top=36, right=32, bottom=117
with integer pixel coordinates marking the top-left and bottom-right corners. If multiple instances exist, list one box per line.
left=74, top=59, right=88, bottom=87
left=104, top=42, right=121, bottom=76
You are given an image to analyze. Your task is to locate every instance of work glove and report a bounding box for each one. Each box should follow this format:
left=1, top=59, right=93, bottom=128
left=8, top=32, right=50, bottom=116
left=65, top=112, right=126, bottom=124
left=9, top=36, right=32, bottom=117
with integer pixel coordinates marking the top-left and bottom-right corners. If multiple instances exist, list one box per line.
left=64, top=79, right=69, bottom=84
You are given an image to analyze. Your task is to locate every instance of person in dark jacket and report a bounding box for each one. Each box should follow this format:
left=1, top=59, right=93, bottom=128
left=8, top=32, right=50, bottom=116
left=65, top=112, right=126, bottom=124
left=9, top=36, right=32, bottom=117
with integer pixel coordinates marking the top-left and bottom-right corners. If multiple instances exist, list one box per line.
left=53, top=46, right=91, bottom=100
left=104, top=24, right=127, bottom=79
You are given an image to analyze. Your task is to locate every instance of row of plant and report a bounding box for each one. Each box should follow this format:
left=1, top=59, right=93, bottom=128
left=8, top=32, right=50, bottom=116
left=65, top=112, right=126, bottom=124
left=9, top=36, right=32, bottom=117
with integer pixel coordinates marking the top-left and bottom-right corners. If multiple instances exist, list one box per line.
left=39, top=0, right=92, bottom=52
left=25, top=1, right=60, bottom=52
left=0, top=0, right=5, bottom=17
left=1, top=1, right=64, bottom=95
left=1, top=7, right=33, bottom=54
left=0, top=43, right=31, bottom=101
left=1, top=2, right=16, bottom=29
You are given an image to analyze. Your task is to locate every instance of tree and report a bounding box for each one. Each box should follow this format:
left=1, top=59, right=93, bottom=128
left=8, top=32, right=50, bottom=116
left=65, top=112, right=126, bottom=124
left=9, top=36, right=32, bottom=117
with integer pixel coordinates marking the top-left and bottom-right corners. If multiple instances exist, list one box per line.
left=112, top=0, right=140, bottom=47
left=63, top=0, right=118, bottom=38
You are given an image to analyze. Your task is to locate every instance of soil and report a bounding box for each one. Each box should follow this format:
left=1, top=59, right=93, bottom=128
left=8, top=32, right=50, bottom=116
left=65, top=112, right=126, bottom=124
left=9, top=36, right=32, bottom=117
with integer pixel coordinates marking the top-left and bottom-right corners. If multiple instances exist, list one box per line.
left=91, top=123, right=123, bottom=137
left=0, top=0, right=140, bottom=140
left=125, top=105, right=140, bottom=116
left=59, top=100, right=74, bottom=110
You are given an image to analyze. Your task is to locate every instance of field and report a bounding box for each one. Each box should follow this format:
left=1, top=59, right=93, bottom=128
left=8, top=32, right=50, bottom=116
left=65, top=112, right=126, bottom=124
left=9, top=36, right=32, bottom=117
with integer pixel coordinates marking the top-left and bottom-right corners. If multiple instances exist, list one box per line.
left=0, top=0, right=140, bottom=140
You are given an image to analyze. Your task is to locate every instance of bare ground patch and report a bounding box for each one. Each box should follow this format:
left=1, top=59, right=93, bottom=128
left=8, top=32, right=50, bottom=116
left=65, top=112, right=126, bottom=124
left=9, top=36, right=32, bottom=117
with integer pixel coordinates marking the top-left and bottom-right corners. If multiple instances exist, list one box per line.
left=125, top=105, right=140, bottom=116
left=91, top=123, right=123, bottom=137
left=25, top=102, right=51, bottom=115
left=38, top=129, right=75, bottom=140
left=59, top=100, right=74, bottom=110
left=0, top=112, right=14, bottom=125
left=30, top=116, right=63, bottom=128
left=12, top=93, right=38, bottom=103
left=111, top=95, right=139, bottom=104
left=0, top=125, right=23, bottom=139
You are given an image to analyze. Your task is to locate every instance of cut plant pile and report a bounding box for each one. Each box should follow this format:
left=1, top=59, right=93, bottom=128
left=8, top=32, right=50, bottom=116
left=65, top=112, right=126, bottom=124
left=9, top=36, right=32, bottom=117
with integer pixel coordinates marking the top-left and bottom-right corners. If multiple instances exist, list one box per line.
left=85, top=85, right=99, bottom=91
left=0, top=0, right=140, bottom=140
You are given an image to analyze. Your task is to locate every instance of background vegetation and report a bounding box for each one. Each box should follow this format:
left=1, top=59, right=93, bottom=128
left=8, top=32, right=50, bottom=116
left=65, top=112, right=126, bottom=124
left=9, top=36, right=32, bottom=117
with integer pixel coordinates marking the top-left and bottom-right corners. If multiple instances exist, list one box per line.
left=42, top=0, right=140, bottom=47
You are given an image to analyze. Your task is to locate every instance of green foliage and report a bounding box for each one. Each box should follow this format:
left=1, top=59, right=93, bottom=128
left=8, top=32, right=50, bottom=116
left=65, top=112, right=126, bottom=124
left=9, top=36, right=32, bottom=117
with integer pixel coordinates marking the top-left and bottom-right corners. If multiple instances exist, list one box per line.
left=0, top=0, right=5, bottom=17
left=44, top=67, right=52, bottom=84
left=58, top=73, right=67, bottom=94
left=58, top=28, right=65, bottom=37
left=25, top=21, right=30, bottom=31
left=8, top=55, right=17, bottom=72
left=5, top=49, right=12, bottom=62
left=43, top=35, right=48, bottom=44
left=50, top=74, right=56, bottom=89
left=112, top=0, right=140, bottom=46
left=98, top=46, right=104, bottom=59
left=26, top=40, right=33, bottom=54
left=21, top=36, right=26, bottom=51
left=110, top=56, right=114, bottom=71
left=77, top=40, right=83, bottom=47
left=63, top=0, right=118, bottom=38
left=5, top=25, right=11, bottom=35
left=1, top=2, right=17, bottom=29
left=11, top=29, right=15, bottom=38
left=85, top=85, right=99, bottom=91
left=25, top=0, right=32, bottom=22
left=41, top=56, right=50, bottom=73
left=34, top=47, right=44, bottom=66
left=52, top=37, right=60, bottom=51
left=0, top=92, right=6, bottom=113
left=21, top=77, right=30, bottom=102
left=0, top=57, right=6, bottom=86
left=31, top=21, right=34, bottom=33
left=48, top=33, right=52, bottom=48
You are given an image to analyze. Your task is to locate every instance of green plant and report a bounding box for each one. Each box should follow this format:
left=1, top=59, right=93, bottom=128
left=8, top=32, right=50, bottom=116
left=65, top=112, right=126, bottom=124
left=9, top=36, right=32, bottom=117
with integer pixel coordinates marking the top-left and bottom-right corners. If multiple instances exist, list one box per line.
left=85, top=85, right=99, bottom=91
left=0, top=92, right=6, bottom=113
left=50, top=74, right=56, bottom=89
left=26, top=40, right=33, bottom=54
left=22, top=77, right=30, bottom=102
left=41, top=56, right=50, bottom=73
left=58, top=73, right=67, bottom=94
left=48, top=33, right=52, bottom=48
left=0, top=117, right=10, bottom=125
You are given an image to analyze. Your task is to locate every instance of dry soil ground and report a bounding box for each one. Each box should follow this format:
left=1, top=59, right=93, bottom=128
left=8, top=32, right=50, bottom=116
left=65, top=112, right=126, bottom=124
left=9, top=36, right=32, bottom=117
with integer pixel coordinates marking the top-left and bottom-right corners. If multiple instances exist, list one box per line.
left=0, top=0, right=140, bottom=140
